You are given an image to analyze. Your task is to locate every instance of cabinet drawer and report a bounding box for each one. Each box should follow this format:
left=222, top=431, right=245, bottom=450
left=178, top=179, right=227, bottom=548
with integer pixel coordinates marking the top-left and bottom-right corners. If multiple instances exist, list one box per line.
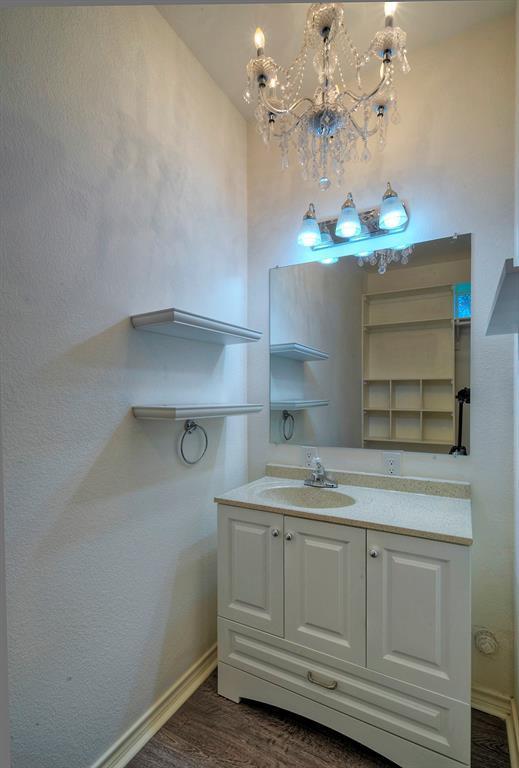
left=218, top=618, right=470, bottom=765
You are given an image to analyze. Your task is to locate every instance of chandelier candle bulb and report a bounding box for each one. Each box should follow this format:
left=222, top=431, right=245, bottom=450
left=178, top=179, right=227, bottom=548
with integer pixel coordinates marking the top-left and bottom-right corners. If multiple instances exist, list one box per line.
left=254, top=27, right=265, bottom=55
left=384, top=2, right=398, bottom=27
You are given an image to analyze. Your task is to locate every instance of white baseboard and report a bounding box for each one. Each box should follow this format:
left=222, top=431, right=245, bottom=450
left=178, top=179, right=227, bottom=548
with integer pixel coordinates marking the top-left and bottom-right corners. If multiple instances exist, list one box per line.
left=472, top=686, right=518, bottom=768
left=91, top=644, right=217, bottom=768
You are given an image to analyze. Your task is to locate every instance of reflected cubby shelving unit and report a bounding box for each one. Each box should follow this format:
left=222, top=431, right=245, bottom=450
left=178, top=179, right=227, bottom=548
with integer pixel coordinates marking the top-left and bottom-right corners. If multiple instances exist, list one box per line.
left=362, top=285, right=456, bottom=450
left=131, top=307, right=262, bottom=345
left=270, top=343, right=329, bottom=362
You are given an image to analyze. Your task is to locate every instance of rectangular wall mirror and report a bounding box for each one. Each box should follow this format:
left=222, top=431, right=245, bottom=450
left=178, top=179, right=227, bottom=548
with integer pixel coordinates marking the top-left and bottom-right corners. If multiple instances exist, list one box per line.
left=270, top=234, right=471, bottom=454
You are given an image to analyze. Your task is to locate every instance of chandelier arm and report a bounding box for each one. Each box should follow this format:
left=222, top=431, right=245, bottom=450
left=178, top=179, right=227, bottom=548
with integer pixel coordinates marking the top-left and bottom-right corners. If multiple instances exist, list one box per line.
left=258, top=86, right=315, bottom=117
left=348, top=113, right=382, bottom=138
left=269, top=105, right=316, bottom=139
left=337, top=69, right=389, bottom=105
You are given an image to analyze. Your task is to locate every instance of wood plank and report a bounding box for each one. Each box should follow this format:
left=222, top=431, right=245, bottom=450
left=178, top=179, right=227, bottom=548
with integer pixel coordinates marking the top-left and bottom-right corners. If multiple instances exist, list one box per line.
left=127, top=671, right=510, bottom=768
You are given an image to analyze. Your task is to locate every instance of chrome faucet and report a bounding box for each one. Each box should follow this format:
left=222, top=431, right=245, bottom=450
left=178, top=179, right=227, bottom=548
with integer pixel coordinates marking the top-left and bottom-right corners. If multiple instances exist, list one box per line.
left=304, top=458, right=338, bottom=489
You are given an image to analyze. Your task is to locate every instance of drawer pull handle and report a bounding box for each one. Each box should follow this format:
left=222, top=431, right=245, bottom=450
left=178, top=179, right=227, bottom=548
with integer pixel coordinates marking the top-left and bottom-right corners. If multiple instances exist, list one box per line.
left=271, top=528, right=280, bottom=537
left=307, top=671, right=338, bottom=690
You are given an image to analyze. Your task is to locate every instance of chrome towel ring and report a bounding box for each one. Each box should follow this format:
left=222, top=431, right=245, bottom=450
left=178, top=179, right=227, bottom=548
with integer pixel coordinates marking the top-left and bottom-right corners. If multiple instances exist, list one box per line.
left=282, top=409, right=295, bottom=441
left=180, top=420, right=208, bottom=465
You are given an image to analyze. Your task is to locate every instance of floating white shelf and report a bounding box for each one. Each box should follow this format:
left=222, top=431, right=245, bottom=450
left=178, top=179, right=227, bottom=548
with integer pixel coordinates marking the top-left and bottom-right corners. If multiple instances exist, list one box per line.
left=270, top=343, right=329, bottom=362
left=270, top=399, right=329, bottom=411
left=133, top=404, right=263, bottom=420
left=487, top=258, right=519, bottom=336
left=131, top=308, right=262, bottom=345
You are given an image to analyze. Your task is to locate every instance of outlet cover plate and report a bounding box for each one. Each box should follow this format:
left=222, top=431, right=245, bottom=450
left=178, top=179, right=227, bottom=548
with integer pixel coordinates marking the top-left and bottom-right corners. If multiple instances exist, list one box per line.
left=383, top=451, right=402, bottom=476
left=303, top=446, right=318, bottom=468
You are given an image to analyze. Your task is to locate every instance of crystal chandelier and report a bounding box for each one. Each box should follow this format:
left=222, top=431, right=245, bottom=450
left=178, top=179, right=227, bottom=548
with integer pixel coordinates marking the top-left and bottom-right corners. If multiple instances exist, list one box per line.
left=245, top=2, right=409, bottom=189
left=356, top=244, right=414, bottom=274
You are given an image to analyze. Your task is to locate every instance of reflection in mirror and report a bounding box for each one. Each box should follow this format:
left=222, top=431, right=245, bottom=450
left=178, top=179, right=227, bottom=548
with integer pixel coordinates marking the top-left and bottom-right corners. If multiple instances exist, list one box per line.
left=270, top=234, right=471, bottom=455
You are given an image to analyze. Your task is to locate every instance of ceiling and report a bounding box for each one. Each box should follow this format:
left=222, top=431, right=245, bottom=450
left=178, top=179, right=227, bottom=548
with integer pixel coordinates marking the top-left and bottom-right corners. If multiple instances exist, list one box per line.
left=160, top=1, right=515, bottom=120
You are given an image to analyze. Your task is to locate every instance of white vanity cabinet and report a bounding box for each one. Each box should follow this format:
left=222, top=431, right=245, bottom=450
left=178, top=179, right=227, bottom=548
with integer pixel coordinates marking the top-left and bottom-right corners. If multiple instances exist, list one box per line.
left=217, top=505, right=284, bottom=636
left=217, top=503, right=471, bottom=768
left=366, top=531, right=471, bottom=702
left=284, top=516, right=366, bottom=665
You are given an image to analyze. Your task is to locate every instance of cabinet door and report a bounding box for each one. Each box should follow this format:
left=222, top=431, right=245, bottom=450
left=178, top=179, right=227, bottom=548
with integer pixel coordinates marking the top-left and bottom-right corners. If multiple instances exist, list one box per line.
left=367, top=531, right=470, bottom=701
left=284, top=516, right=366, bottom=664
left=218, top=504, right=284, bottom=636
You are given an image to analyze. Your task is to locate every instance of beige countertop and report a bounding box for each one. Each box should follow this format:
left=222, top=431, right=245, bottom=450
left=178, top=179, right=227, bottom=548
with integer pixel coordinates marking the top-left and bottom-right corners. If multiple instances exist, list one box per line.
left=215, top=476, right=473, bottom=546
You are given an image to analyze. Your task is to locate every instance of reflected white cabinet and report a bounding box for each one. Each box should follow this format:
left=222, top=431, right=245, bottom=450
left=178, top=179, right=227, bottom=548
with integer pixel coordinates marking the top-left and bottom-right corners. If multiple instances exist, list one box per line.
left=218, top=505, right=284, bottom=636
left=217, top=504, right=471, bottom=768
left=285, top=516, right=366, bottom=665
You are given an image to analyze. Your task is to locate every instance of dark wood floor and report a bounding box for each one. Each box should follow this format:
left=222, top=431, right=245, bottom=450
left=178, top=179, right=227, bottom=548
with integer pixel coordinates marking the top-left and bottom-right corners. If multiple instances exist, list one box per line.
left=128, top=671, right=510, bottom=768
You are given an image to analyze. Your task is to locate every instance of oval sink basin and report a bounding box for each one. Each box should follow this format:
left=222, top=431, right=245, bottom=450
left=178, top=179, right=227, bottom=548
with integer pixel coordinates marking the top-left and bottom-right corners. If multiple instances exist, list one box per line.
left=257, top=485, right=355, bottom=509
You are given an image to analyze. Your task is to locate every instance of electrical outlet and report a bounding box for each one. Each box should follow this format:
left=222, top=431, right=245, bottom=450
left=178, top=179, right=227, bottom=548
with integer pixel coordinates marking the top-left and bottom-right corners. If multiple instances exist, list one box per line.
left=303, top=446, right=318, bottom=468
left=383, top=451, right=402, bottom=476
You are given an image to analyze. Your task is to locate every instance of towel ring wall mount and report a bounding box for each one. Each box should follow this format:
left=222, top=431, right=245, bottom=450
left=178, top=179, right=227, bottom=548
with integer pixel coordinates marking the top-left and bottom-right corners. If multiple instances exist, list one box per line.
left=282, top=410, right=295, bottom=441
left=180, top=420, right=209, bottom=465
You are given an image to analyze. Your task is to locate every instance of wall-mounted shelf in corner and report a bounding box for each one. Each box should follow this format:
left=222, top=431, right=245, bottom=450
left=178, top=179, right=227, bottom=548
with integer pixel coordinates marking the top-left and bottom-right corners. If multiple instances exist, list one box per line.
left=270, top=399, right=329, bottom=411
left=486, top=258, right=519, bottom=336
left=133, top=404, right=263, bottom=420
left=131, top=308, right=262, bottom=345
left=270, top=343, right=329, bottom=361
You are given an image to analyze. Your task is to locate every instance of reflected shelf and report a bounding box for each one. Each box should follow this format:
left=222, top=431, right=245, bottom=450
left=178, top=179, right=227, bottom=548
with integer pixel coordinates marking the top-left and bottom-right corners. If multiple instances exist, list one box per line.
left=270, top=400, right=329, bottom=411
left=364, top=437, right=453, bottom=446
left=364, top=317, right=453, bottom=332
left=131, top=308, right=262, bottom=345
left=270, top=343, right=329, bottom=362
left=133, top=404, right=263, bottom=420
left=364, top=408, right=453, bottom=414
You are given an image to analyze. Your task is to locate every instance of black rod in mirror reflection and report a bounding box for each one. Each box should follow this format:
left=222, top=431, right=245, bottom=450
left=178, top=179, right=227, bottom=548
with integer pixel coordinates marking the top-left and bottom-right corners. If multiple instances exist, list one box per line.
left=449, top=388, right=471, bottom=457
left=269, top=233, right=471, bottom=456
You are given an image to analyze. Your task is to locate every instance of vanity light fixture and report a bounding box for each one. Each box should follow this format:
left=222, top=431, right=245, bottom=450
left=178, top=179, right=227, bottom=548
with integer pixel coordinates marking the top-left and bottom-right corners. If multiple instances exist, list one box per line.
left=245, top=3, right=409, bottom=189
left=335, top=193, right=362, bottom=238
left=319, top=222, right=334, bottom=246
left=297, top=203, right=321, bottom=247
left=378, top=181, right=408, bottom=230
left=298, top=181, right=409, bottom=249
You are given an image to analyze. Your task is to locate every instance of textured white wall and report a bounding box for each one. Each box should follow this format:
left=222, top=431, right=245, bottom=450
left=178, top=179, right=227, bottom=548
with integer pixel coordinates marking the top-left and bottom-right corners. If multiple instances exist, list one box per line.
left=0, top=7, right=247, bottom=768
left=0, top=400, right=10, bottom=768
left=247, top=14, right=515, bottom=696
